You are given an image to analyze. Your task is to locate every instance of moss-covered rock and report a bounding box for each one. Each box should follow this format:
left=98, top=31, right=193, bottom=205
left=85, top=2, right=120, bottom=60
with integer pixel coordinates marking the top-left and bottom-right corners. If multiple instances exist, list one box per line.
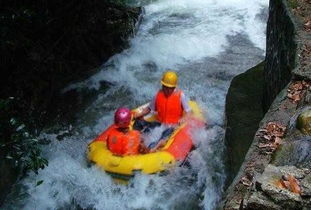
left=297, top=109, right=311, bottom=135
left=224, top=61, right=265, bottom=185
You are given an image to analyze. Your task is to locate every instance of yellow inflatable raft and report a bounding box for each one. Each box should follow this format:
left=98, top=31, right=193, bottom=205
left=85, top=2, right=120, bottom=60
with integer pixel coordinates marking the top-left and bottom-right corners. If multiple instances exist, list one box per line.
left=87, top=101, right=205, bottom=177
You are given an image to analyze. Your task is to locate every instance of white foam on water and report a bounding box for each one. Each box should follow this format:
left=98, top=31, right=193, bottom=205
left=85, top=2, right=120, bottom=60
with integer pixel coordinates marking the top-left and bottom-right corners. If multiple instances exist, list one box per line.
left=63, top=0, right=268, bottom=97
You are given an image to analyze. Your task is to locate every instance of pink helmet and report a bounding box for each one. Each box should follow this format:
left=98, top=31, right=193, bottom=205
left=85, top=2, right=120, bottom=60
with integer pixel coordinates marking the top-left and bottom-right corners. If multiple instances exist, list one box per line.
left=114, top=107, right=132, bottom=128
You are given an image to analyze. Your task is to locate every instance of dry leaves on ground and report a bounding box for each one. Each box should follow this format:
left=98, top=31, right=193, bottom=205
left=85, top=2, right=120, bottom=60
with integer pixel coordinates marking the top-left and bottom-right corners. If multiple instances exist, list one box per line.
left=240, top=176, right=252, bottom=187
left=299, top=44, right=311, bottom=68
left=275, top=174, right=301, bottom=194
left=256, top=122, right=286, bottom=154
left=305, top=19, right=311, bottom=32
left=287, top=80, right=311, bottom=103
left=292, top=0, right=311, bottom=17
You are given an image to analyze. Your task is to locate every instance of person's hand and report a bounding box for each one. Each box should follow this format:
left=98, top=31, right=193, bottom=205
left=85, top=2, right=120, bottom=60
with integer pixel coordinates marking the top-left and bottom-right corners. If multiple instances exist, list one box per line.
left=132, top=107, right=150, bottom=120
left=179, top=112, right=191, bottom=125
left=139, top=142, right=150, bottom=154
left=132, top=111, right=138, bottom=120
left=179, top=117, right=186, bottom=125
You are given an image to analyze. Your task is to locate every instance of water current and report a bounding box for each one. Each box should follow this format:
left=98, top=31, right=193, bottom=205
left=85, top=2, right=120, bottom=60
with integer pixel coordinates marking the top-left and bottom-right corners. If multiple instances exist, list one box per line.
left=4, top=0, right=269, bottom=209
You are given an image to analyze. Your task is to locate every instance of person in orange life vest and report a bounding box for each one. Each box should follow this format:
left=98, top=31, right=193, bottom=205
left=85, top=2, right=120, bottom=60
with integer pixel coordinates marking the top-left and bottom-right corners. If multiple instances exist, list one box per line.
left=94, top=107, right=149, bottom=156
left=133, top=71, right=191, bottom=149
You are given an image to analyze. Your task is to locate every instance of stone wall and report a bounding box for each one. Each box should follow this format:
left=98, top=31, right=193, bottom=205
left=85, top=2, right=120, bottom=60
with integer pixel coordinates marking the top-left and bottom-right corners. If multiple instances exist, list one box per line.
left=263, top=0, right=297, bottom=112
left=222, top=0, right=311, bottom=209
left=224, top=62, right=265, bottom=186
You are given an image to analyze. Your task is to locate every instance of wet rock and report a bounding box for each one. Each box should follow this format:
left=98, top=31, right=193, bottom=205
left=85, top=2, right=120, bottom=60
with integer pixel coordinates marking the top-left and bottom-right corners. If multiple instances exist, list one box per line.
left=224, top=62, right=264, bottom=185
left=250, top=165, right=311, bottom=209
left=300, top=173, right=311, bottom=197
left=244, top=191, right=281, bottom=210
left=297, top=109, right=311, bottom=135
left=273, top=137, right=311, bottom=169
left=257, top=165, right=301, bottom=202
left=0, top=157, right=18, bottom=205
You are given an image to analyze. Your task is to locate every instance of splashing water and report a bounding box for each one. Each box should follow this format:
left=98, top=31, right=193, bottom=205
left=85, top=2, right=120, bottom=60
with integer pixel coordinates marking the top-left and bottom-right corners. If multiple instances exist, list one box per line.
left=3, top=0, right=268, bottom=209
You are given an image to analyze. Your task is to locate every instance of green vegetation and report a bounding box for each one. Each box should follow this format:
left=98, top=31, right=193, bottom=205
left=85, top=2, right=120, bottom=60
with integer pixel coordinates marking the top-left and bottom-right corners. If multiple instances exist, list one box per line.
left=0, top=98, right=48, bottom=175
left=287, top=0, right=298, bottom=8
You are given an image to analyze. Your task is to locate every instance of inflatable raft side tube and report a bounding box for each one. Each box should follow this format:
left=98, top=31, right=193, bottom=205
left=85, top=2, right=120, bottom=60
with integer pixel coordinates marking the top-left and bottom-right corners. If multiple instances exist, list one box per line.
left=88, top=141, right=175, bottom=175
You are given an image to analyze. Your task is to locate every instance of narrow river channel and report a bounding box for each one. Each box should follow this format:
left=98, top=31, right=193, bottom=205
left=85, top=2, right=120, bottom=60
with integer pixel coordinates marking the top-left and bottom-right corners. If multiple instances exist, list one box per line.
left=4, top=0, right=268, bottom=209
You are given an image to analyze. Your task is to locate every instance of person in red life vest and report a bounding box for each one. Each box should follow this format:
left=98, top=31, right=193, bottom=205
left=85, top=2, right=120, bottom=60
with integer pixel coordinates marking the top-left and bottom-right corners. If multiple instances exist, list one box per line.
left=133, top=70, right=192, bottom=149
left=94, top=107, right=149, bottom=156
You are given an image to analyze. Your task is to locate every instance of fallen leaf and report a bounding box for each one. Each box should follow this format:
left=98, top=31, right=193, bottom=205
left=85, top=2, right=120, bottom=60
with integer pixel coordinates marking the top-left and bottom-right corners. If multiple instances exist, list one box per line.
left=287, top=80, right=311, bottom=103
left=258, top=143, right=274, bottom=148
left=263, top=135, right=271, bottom=140
left=280, top=179, right=291, bottom=189
left=305, top=20, right=311, bottom=31
left=258, top=128, right=267, bottom=133
left=287, top=175, right=301, bottom=194
left=292, top=82, right=303, bottom=90
left=246, top=162, right=255, bottom=167
left=273, top=136, right=282, bottom=146
left=275, top=180, right=285, bottom=188
left=241, top=176, right=252, bottom=187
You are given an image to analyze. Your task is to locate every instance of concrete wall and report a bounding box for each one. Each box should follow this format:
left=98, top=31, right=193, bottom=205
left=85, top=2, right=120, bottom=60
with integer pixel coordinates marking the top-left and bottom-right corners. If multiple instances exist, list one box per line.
left=263, top=0, right=297, bottom=111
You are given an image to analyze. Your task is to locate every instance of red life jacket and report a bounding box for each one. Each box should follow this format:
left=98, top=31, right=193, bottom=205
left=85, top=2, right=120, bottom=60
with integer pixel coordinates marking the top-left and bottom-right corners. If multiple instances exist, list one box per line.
left=95, top=125, right=140, bottom=156
left=155, top=89, right=183, bottom=124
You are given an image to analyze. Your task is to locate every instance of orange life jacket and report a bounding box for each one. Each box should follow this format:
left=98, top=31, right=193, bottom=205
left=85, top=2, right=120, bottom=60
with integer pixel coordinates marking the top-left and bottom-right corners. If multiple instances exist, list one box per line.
left=95, top=125, right=140, bottom=156
left=155, top=89, right=183, bottom=124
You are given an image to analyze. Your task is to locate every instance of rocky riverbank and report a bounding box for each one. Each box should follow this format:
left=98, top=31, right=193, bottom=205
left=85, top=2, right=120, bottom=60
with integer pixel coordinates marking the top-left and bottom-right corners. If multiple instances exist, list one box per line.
left=223, top=0, right=311, bottom=209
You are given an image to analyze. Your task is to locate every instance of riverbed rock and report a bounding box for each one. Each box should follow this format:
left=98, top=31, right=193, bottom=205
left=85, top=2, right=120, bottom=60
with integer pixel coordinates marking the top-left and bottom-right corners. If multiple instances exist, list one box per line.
left=273, top=136, right=311, bottom=169
left=244, top=191, right=281, bottom=210
left=297, top=109, right=311, bottom=135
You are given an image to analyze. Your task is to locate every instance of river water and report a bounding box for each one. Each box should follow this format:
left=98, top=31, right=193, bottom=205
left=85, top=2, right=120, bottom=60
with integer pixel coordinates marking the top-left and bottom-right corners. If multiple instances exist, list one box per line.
left=4, top=0, right=268, bottom=209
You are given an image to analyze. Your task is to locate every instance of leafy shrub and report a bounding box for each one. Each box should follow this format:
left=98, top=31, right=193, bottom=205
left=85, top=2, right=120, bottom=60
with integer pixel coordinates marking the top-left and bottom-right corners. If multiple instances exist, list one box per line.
left=0, top=98, right=48, bottom=176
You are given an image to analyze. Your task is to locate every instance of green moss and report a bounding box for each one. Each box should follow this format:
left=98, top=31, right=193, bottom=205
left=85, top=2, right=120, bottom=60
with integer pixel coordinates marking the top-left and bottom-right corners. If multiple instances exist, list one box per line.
left=287, top=0, right=298, bottom=8
left=271, top=144, right=294, bottom=165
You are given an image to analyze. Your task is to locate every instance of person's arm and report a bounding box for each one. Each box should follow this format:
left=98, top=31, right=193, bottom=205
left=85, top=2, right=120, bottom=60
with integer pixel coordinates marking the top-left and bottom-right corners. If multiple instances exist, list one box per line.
left=133, top=107, right=151, bottom=119
left=181, top=92, right=191, bottom=113
left=179, top=92, right=192, bottom=123
left=139, top=142, right=150, bottom=154
left=138, top=134, right=151, bottom=154
left=133, top=96, right=156, bottom=119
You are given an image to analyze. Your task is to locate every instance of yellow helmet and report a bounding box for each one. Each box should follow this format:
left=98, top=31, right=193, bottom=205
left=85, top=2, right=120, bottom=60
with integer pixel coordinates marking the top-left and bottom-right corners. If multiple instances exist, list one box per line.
left=161, top=71, right=178, bottom=87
